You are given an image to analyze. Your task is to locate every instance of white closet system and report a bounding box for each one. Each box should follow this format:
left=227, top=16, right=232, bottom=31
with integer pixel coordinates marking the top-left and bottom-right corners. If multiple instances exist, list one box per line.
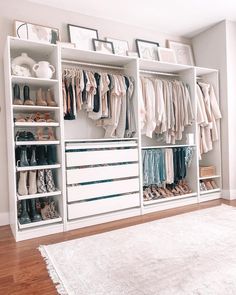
left=4, top=37, right=221, bottom=241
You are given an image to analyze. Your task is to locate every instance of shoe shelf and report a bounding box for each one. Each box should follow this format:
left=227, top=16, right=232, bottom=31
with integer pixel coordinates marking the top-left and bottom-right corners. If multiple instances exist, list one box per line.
left=13, top=105, right=60, bottom=111
left=200, top=188, right=221, bottom=195
left=17, top=190, right=61, bottom=201
left=16, top=163, right=61, bottom=172
left=11, top=76, right=59, bottom=86
left=15, top=140, right=60, bottom=146
left=18, top=216, right=63, bottom=230
left=143, top=192, right=198, bottom=206
left=199, top=175, right=221, bottom=180
left=14, top=122, right=60, bottom=127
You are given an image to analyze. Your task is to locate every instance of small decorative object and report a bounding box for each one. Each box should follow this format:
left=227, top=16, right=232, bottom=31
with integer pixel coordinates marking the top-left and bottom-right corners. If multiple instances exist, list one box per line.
left=56, top=41, right=76, bottom=49
left=157, top=47, right=177, bottom=63
left=92, top=39, right=114, bottom=54
left=11, top=53, right=36, bottom=77
left=106, top=37, right=129, bottom=56
left=127, top=51, right=139, bottom=57
left=136, top=39, right=159, bottom=60
left=15, top=20, right=60, bottom=44
left=67, top=24, right=98, bottom=51
left=33, top=61, right=55, bottom=79
left=199, top=166, right=216, bottom=177
left=167, top=40, right=195, bottom=66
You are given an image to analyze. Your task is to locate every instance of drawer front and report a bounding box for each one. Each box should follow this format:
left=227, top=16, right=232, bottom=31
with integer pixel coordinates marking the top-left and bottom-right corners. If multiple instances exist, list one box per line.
left=66, top=148, right=138, bottom=167
left=67, top=163, right=139, bottom=184
left=67, top=178, right=139, bottom=202
left=68, top=193, right=140, bottom=220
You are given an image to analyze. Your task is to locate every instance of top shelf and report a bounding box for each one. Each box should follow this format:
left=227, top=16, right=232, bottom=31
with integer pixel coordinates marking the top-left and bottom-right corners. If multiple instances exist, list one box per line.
left=61, top=47, right=137, bottom=68
left=11, top=76, right=58, bottom=86
left=139, top=59, right=193, bottom=73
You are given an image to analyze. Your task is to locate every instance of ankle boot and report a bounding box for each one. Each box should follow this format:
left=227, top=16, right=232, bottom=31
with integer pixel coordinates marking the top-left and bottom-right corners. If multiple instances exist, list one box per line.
left=29, top=199, right=42, bottom=222
left=19, top=147, right=29, bottom=167
left=23, top=85, right=34, bottom=105
left=45, top=169, right=56, bottom=192
left=47, top=145, right=57, bottom=164
left=19, top=200, right=31, bottom=224
left=37, top=170, right=47, bottom=193
left=30, top=146, right=37, bottom=166
left=36, top=146, right=48, bottom=165
left=18, top=172, right=28, bottom=196
left=13, top=84, right=23, bottom=105
left=36, top=88, right=47, bottom=106
left=46, top=89, right=57, bottom=106
left=28, top=171, right=37, bottom=195
left=47, top=127, right=56, bottom=140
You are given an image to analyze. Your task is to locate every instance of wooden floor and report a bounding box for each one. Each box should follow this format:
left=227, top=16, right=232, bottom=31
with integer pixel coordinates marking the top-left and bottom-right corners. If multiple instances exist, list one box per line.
left=0, top=199, right=235, bottom=295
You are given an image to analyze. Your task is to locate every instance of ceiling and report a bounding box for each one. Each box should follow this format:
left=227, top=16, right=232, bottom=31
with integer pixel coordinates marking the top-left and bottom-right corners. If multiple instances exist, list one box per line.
left=28, top=0, right=236, bottom=37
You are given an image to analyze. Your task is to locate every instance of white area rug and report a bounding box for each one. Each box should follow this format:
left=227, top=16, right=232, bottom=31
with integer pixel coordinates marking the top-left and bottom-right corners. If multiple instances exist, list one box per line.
left=39, top=205, right=236, bottom=295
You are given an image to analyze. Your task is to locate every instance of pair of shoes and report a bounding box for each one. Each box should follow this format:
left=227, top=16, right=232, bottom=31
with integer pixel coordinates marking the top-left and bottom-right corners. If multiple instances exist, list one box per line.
left=15, top=131, right=35, bottom=141
left=18, top=199, right=42, bottom=224
left=36, top=88, right=57, bottom=107
left=17, top=169, right=56, bottom=196
left=13, top=84, right=34, bottom=105
left=36, top=145, right=57, bottom=165
left=40, top=198, right=59, bottom=220
left=16, top=146, right=37, bottom=167
left=14, top=112, right=55, bottom=123
left=201, top=180, right=218, bottom=190
left=37, top=169, right=56, bottom=193
left=36, top=127, right=56, bottom=140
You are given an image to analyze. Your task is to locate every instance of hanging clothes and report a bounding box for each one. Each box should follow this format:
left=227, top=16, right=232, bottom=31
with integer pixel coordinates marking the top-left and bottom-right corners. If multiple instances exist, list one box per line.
left=139, top=78, right=194, bottom=143
left=196, top=82, right=222, bottom=158
left=62, top=68, right=136, bottom=139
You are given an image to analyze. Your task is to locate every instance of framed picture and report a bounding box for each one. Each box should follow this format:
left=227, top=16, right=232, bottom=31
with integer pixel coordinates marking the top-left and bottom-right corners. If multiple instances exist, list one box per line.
left=167, top=40, right=195, bottom=65
left=136, top=39, right=159, bottom=60
left=67, top=24, right=98, bottom=51
left=14, top=20, right=60, bottom=44
left=157, top=47, right=177, bottom=63
left=92, top=39, right=115, bottom=54
left=106, top=37, right=129, bottom=56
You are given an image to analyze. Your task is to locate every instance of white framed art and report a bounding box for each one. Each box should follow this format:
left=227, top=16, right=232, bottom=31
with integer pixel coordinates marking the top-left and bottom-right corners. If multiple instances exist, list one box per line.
left=167, top=40, right=195, bottom=66
left=136, top=39, right=159, bottom=61
left=106, top=37, right=129, bottom=56
left=157, top=47, right=177, bottom=63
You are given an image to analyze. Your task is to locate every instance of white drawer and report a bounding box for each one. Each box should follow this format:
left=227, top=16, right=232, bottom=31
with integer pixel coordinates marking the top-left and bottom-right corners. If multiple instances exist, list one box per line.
left=67, top=193, right=140, bottom=220
left=66, top=163, right=139, bottom=184
left=67, top=178, right=139, bottom=202
left=66, top=148, right=138, bottom=167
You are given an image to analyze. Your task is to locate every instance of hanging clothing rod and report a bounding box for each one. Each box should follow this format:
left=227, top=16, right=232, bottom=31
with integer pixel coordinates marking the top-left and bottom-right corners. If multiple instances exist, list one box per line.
left=140, top=70, right=180, bottom=77
left=61, top=59, right=124, bottom=70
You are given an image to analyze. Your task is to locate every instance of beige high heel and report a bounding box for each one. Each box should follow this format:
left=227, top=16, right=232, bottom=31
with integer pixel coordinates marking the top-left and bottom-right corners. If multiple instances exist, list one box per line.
left=47, top=127, right=56, bottom=140
left=46, top=89, right=57, bottom=107
left=36, top=88, right=47, bottom=106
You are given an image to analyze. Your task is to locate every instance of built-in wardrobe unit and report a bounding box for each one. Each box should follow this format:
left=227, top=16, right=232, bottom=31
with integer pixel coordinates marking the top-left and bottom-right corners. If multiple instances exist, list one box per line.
left=4, top=37, right=222, bottom=241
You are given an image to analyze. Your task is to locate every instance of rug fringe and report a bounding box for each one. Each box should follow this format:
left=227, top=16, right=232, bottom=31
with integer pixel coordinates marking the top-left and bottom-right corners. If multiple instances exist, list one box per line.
left=38, top=246, right=68, bottom=295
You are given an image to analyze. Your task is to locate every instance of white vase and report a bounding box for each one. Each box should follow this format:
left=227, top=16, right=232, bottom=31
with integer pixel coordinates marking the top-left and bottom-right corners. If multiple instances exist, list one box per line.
left=32, top=61, right=55, bottom=79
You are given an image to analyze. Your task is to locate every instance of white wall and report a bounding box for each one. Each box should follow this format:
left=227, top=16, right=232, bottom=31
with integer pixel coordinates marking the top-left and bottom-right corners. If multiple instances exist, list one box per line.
left=192, top=20, right=236, bottom=200
left=0, top=0, right=190, bottom=225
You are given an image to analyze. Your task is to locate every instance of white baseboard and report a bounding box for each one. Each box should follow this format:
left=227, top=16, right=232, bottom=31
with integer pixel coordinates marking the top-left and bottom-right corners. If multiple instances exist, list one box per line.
left=0, top=212, right=9, bottom=226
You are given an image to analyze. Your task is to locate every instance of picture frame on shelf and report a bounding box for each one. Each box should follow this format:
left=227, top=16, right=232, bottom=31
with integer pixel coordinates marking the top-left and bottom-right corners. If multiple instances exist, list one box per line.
left=106, top=37, right=129, bottom=56
left=167, top=40, right=195, bottom=66
left=14, top=20, right=60, bottom=44
left=157, top=47, right=177, bottom=63
left=67, top=24, right=98, bottom=51
left=135, top=39, right=159, bottom=60
left=92, top=39, right=115, bottom=54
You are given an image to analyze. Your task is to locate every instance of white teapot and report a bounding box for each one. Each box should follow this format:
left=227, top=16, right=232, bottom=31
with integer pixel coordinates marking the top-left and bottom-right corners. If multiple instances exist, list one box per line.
left=33, top=61, right=55, bottom=79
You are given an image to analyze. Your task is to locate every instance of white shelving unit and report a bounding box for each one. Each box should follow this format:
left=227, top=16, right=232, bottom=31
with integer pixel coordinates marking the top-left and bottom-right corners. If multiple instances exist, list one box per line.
left=4, top=37, right=222, bottom=241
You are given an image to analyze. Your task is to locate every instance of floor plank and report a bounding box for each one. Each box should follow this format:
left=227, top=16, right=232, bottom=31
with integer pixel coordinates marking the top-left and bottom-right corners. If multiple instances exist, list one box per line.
left=0, top=199, right=234, bottom=294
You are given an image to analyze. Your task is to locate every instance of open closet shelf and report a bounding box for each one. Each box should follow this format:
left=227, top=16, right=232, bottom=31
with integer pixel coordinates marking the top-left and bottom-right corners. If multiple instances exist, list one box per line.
left=139, top=58, right=192, bottom=73
left=61, top=47, right=137, bottom=67
left=64, top=137, right=138, bottom=142
left=195, top=66, right=218, bottom=76
left=13, top=105, right=60, bottom=111
left=18, top=216, right=62, bottom=230
left=143, top=192, right=198, bottom=206
left=199, top=175, right=221, bottom=180
left=17, top=190, right=61, bottom=200
left=15, top=140, right=60, bottom=146
left=16, top=163, right=61, bottom=172
left=11, top=76, right=58, bottom=86
left=200, top=188, right=221, bottom=195
left=14, top=122, right=59, bottom=127
left=141, top=144, right=196, bottom=149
